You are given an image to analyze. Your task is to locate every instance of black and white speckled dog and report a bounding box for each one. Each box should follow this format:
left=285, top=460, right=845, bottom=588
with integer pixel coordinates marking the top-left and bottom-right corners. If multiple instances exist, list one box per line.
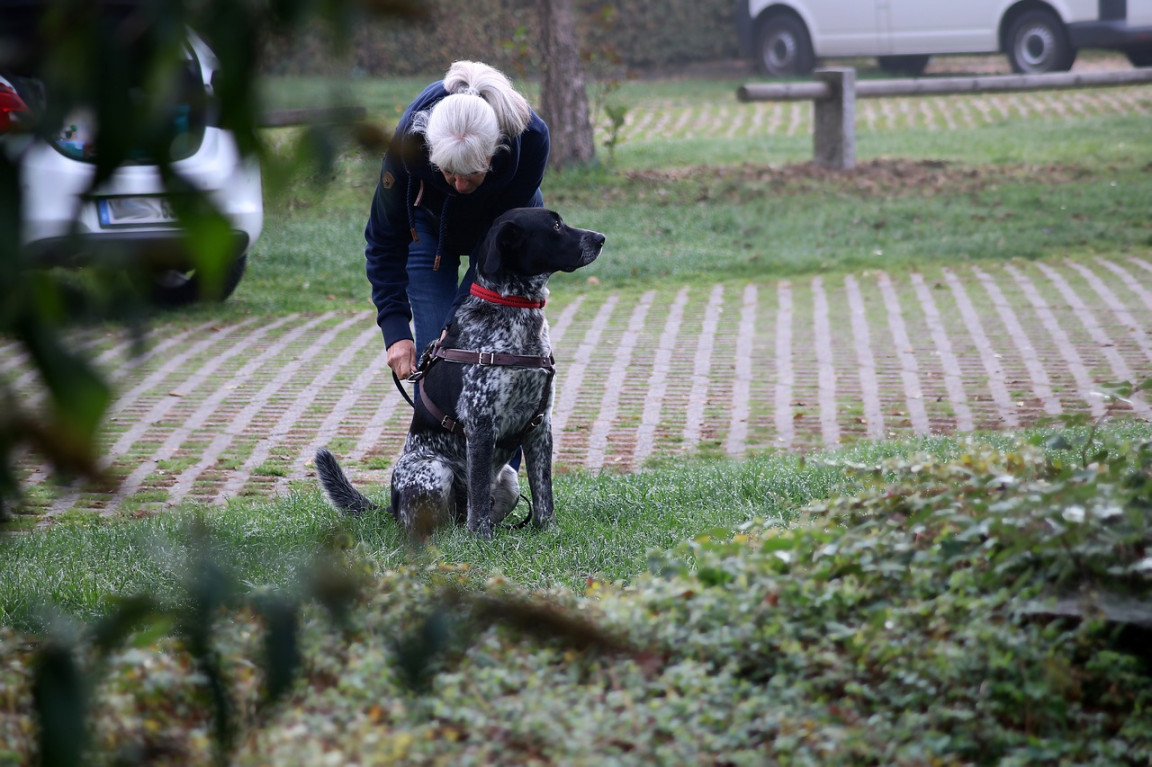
left=315, top=207, right=605, bottom=538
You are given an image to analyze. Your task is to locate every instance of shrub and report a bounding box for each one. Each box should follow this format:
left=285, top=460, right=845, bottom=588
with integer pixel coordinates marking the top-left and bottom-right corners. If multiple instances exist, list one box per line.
left=260, top=0, right=741, bottom=77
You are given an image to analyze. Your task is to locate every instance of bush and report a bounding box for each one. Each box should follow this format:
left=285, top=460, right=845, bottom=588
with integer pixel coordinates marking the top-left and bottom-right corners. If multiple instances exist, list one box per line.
left=259, top=0, right=741, bottom=77
left=6, top=434, right=1149, bottom=763
left=611, top=436, right=1152, bottom=762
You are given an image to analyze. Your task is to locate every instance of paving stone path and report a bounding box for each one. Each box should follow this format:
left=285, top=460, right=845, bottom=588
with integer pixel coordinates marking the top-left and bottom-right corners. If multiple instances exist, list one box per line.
left=5, top=57, right=1151, bottom=519
left=5, top=253, right=1151, bottom=519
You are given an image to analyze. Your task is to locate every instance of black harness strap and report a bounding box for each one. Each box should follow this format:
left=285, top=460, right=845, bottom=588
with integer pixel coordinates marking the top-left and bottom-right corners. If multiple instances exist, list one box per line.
left=397, top=340, right=555, bottom=445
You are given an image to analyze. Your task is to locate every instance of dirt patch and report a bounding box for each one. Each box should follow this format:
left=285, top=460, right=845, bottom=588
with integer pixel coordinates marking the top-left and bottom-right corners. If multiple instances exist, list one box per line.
left=621, top=159, right=1110, bottom=201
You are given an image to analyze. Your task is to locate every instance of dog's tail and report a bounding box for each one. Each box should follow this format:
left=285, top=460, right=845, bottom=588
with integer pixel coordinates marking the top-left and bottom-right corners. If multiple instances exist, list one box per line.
left=314, top=448, right=377, bottom=515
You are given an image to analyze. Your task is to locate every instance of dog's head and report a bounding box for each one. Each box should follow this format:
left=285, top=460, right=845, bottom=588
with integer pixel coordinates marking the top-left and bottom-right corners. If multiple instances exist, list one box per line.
left=479, top=208, right=605, bottom=280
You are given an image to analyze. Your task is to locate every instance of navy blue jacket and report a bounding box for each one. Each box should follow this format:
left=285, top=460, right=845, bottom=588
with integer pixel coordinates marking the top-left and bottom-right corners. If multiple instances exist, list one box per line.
left=364, top=81, right=550, bottom=348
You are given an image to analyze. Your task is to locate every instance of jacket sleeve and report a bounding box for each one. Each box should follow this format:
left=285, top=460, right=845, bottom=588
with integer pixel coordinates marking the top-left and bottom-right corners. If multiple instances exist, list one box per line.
left=364, top=152, right=415, bottom=348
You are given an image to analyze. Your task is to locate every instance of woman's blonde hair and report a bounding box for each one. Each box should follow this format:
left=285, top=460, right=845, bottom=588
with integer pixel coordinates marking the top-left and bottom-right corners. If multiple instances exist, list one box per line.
left=414, top=61, right=532, bottom=175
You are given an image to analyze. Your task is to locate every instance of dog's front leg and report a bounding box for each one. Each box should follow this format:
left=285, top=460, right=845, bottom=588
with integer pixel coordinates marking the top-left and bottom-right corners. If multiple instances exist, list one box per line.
left=523, top=425, right=554, bottom=529
left=465, top=424, right=497, bottom=538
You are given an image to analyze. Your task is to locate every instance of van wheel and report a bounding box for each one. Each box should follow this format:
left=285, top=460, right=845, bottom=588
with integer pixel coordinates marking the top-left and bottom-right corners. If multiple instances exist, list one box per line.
left=755, top=15, right=815, bottom=77
left=151, top=254, right=247, bottom=306
left=1127, top=46, right=1152, bottom=67
left=1006, top=9, right=1075, bottom=73
left=877, top=55, right=930, bottom=76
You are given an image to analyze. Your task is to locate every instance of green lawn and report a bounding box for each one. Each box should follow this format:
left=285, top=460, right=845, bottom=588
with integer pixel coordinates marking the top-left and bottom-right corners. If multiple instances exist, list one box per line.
left=4, top=70, right=1152, bottom=764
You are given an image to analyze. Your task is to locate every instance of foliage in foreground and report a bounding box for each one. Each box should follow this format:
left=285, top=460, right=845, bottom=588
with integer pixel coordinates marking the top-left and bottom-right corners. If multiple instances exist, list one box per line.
left=2, top=433, right=1150, bottom=764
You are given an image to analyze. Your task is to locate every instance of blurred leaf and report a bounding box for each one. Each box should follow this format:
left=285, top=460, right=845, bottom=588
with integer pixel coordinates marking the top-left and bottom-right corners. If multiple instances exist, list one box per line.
left=19, top=319, right=112, bottom=445
left=32, top=641, right=87, bottom=767
left=257, top=595, right=301, bottom=706
left=90, top=595, right=163, bottom=655
left=394, top=607, right=456, bottom=693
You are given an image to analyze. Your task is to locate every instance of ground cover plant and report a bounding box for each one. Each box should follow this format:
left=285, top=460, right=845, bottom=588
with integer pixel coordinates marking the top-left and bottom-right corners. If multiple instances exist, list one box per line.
left=1, top=424, right=1150, bottom=763
left=4, top=60, right=1152, bottom=763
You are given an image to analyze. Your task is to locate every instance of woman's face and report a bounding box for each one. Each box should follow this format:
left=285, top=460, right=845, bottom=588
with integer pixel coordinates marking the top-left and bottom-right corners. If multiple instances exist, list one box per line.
left=441, top=168, right=488, bottom=195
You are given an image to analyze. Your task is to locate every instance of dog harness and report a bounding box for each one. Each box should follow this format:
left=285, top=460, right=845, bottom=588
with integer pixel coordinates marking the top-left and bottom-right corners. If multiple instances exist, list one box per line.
left=391, top=283, right=555, bottom=445
left=413, top=343, right=556, bottom=448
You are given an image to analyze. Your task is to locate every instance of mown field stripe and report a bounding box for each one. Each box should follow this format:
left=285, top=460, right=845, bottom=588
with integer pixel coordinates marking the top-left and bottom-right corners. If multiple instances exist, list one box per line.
left=585, top=290, right=654, bottom=471
left=773, top=280, right=795, bottom=449
left=551, top=295, right=618, bottom=458
left=812, top=277, right=840, bottom=446
left=943, top=269, right=1021, bottom=429
left=725, top=284, right=758, bottom=456
left=844, top=275, right=886, bottom=440
left=877, top=272, right=931, bottom=434
left=1068, top=260, right=1152, bottom=368
left=40, top=317, right=284, bottom=519
left=633, top=287, right=688, bottom=467
left=973, top=266, right=1062, bottom=416
left=682, top=285, right=725, bottom=454
left=910, top=272, right=975, bottom=432
left=1034, top=261, right=1152, bottom=418
left=215, top=319, right=380, bottom=503
left=163, top=313, right=346, bottom=507
left=282, top=313, right=389, bottom=491
left=1005, top=263, right=1106, bottom=418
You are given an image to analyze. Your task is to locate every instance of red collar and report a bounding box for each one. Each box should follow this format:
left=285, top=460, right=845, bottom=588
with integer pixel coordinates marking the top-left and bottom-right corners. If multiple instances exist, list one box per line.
left=470, top=283, right=546, bottom=309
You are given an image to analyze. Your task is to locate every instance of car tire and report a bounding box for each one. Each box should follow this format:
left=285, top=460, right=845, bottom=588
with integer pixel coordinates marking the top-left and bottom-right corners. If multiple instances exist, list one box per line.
left=755, top=14, right=815, bottom=77
left=150, top=253, right=247, bottom=306
left=1005, top=9, right=1075, bottom=74
left=877, top=55, right=931, bottom=76
left=1126, top=45, right=1152, bottom=67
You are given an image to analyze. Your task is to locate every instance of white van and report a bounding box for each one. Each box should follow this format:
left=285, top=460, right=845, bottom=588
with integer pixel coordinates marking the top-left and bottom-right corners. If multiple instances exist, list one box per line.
left=735, top=0, right=1152, bottom=76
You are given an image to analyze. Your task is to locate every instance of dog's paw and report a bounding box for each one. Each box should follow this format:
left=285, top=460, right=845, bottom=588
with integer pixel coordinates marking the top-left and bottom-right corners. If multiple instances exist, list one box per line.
left=467, top=515, right=493, bottom=539
left=531, top=506, right=554, bottom=530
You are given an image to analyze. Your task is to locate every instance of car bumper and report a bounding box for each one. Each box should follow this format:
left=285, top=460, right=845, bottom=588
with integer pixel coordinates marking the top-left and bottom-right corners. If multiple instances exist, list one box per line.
left=1067, top=20, right=1152, bottom=49
left=17, top=127, right=263, bottom=257
left=24, top=229, right=251, bottom=268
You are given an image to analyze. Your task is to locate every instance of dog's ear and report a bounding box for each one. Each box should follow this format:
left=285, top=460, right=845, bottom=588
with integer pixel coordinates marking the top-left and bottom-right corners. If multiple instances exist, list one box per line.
left=482, top=219, right=524, bottom=276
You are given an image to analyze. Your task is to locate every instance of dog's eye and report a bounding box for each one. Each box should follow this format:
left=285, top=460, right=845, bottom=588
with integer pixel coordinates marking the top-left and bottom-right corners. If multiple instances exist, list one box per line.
left=553, top=221, right=561, bottom=232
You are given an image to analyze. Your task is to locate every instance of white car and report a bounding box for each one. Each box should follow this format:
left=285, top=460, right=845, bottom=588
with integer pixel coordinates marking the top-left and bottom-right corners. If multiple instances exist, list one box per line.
left=736, top=0, right=1152, bottom=77
left=1, top=33, right=262, bottom=305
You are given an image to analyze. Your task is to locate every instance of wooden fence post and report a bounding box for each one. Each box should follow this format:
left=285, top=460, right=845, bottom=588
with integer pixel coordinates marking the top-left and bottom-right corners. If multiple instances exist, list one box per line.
left=813, top=68, right=856, bottom=170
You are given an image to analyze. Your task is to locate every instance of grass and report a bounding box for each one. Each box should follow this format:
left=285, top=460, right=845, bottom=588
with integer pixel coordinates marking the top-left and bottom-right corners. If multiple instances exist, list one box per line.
left=5, top=65, right=1152, bottom=764
left=4, top=421, right=1151, bottom=631
left=195, top=77, right=1152, bottom=321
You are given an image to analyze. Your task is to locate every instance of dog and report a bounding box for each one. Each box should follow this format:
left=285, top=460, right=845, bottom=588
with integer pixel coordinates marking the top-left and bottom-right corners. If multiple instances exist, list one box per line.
left=316, top=207, right=605, bottom=538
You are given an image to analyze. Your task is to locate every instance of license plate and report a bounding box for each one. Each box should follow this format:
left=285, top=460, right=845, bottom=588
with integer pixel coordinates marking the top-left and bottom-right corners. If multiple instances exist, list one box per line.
left=97, top=197, right=177, bottom=227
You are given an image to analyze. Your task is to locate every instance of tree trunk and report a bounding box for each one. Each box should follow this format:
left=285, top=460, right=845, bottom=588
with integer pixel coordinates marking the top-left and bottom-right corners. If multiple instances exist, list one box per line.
left=535, top=0, right=595, bottom=169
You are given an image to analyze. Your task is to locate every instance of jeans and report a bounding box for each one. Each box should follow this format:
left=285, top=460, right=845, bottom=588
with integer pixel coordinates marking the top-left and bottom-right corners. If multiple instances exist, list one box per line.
left=406, top=207, right=461, bottom=353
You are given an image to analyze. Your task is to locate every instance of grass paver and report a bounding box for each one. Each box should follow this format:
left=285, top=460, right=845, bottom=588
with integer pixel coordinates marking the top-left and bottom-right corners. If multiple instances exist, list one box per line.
left=8, top=253, right=1151, bottom=517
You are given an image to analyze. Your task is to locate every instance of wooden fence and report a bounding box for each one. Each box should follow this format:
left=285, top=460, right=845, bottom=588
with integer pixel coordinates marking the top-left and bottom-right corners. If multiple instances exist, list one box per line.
left=737, top=67, right=1152, bottom=170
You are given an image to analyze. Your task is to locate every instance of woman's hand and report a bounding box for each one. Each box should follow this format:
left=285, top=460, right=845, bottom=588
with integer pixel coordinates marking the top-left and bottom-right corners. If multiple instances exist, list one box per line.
left=387, top=339, right=417, bottom=380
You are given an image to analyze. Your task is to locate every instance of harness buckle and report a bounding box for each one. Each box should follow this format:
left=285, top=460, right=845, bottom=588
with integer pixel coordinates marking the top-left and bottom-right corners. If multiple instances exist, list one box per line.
left=477, top=351, right=496, bottom=366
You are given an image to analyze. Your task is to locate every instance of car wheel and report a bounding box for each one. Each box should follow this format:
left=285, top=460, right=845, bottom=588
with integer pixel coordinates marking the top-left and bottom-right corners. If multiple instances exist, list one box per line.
left=1126, top=45, right=1152, bottom=67
left=877, top=55, right=931, bottom=76
left=150, top=253, right=247, bottom=306
left=1006, top=10, right=1075, bottom=73
left=755, top=15, right=815, bottom=77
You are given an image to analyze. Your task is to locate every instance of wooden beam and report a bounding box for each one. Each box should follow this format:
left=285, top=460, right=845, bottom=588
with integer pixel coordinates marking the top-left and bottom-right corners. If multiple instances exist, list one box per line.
left=737, top=67, right=1152, bottom=103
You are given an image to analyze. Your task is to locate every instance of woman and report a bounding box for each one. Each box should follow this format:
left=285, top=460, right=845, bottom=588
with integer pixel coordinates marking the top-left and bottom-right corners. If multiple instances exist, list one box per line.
left=364, top=60, right=550, bottom=381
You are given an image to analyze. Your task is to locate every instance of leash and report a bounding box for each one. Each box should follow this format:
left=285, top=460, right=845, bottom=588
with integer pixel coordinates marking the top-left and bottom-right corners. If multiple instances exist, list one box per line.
left=392, top=370, right=416, bottom=408
left=502, top=494, right=534, bottom=530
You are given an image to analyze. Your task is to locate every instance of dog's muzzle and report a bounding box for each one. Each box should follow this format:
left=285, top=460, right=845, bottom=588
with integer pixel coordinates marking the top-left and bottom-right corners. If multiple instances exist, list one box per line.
left=573, top=230, right=606, bottom=269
